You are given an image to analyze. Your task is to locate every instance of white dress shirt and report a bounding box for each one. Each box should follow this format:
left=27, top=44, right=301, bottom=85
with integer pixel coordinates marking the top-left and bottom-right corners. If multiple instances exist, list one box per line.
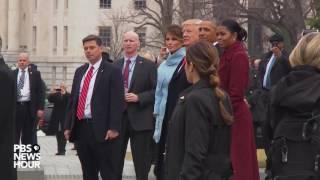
left=17, top=67, right=31, bottom=102
left=79, top=58, right=102, bottom=118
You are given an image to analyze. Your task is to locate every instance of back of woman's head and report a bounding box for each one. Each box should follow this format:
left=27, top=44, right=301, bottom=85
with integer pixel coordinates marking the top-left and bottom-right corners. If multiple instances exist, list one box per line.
left=220, top=19, right=247, bottom=41
left=166, top=25, right=183, bottom=40
left=186, top=40, right=220, bottom=87
left=289, top=32, right=320, bottom=69
left=186, top=41, right=234, bottom=125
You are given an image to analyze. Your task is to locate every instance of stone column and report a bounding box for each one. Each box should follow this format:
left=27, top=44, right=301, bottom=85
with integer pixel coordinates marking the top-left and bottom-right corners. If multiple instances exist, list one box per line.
left=7, top=0, right=20, bottom=52
left=0, top=0, right=8, bottom=52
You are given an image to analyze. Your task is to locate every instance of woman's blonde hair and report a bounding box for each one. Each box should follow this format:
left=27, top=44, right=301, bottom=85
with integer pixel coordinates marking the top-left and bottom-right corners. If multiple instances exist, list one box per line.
left=289, top=32, right=320, bottom=69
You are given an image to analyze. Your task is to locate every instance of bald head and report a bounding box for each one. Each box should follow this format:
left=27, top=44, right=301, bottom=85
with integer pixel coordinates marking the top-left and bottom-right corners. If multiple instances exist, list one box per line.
left=182, top=19, right=201, bottom=47
left=17, top=53, right=30, bottom=70
left=199, top=20, right=217, bottom=43
left=123, top=31, right=140, bottom=57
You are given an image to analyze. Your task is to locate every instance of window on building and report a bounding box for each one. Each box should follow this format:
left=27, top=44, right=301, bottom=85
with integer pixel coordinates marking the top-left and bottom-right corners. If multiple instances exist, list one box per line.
left=63, top=66, right=67, bottom=82
left=135, top=27, right=146, bottom=48
left=53, top=26, right=58, bottom=53
left=54, top=0, right=58, bottom=10
left=99, top=26, right=112, bottom=47
left=32, top=26, right=37, bottom=51
left=63, top=26, right=68, bottom=53
left=34, top=0, right=38, bottom=11
left=52, top=66, right=57, bottom=86
left=134, top=0, right=146, bottom=9
left=64, top=0, right=68, bottom=9
left=100, top=0, right=112, bottom=8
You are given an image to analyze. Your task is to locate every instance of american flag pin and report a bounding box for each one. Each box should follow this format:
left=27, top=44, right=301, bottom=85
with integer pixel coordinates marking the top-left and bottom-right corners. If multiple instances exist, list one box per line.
left=139, top=61, right=142, bottom=64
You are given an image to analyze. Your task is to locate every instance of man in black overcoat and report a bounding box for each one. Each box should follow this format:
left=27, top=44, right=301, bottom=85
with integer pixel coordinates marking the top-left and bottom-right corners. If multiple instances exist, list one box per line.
left=0, top=55, right=17, bottom=180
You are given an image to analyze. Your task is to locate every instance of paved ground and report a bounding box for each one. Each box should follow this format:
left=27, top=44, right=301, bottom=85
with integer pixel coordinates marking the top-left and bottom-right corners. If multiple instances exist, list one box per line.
left=17, top=134, right=265, bottom=180
left=18, top=135, right=155, bottom=180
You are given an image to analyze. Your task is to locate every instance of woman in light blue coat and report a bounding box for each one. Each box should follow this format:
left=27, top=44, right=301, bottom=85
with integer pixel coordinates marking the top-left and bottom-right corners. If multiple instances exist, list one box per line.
left=153, top=25, right=186, bottom=179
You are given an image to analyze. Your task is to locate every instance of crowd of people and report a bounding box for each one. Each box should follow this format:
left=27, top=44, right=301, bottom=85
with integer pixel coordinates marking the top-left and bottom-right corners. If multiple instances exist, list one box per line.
left=1, top=17, right=320, bottom=180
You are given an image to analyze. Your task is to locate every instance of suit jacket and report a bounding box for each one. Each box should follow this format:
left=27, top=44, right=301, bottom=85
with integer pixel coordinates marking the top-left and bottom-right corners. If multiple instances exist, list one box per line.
left=14, top=68, right=45, bottom=120
left=65, top=61, right=124, bottom=142
left=0, top=64, right=16, bottom=180
left=47, top=92, right=70, bottom=134
left=259, top=50, right=291, bottom=88
left=114, top=55, right=157, bottom=131
left=164, top=59, right=191, bottom=125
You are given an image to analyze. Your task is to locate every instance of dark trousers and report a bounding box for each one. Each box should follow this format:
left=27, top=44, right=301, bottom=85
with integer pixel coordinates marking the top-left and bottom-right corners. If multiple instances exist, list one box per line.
left=154, top=116, right=169, bottom=180
left=75, top=120, right=118, bottom=180
left=117, top=113, right=153, bottom=180
left=15, top=102, right=34, bottom=145
left=56, top=130, right=66, bottom=153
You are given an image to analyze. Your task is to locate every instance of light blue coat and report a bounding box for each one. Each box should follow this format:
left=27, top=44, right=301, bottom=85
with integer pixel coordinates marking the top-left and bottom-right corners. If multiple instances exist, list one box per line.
left=153, top=47, right=186, bottom=143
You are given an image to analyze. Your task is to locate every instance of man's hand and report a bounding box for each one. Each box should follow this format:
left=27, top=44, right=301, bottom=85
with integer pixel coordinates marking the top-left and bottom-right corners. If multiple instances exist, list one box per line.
left=159, top=47, right=169, bottom=60
left=125, top=93, right=139, bottom=102
left=37, top=110, right=44, bottom=119
left=64, top=130, right=71, bottom=140
left=271, top=47, right=282, bottom=58
left=105, top=130, right=119, bottom=140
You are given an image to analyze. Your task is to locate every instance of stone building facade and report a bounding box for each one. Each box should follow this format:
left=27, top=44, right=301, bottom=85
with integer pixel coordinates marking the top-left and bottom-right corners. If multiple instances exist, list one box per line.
left=0, top=0, right=158, bottom=88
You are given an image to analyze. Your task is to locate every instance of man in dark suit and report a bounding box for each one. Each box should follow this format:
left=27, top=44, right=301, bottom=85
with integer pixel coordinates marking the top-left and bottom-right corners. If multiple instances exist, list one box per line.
left=47, top=83, right=70, bottom=155
left=114, top=31, right=157, bottom=180
left=0, top=56, right=17, bottom=180
left=259, top=34, right=291, bottom=90
left=259, top=34, right=291, bottom=151
left=14, top=53, right=45, bottom=145
left=64, top=35, right=124, bottom=180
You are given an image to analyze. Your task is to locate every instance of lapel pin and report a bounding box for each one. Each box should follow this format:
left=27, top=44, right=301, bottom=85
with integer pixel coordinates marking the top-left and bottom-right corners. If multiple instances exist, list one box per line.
left=139, top=61, right=142, bottom=64
left=101, top=69, right=104, bottom=72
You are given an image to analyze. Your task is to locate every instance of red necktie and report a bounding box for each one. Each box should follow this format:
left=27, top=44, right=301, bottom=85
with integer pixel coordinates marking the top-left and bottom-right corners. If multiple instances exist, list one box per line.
left=123, top=59, right=131, bottom=88
left=77, top=66, right=94, bottom=120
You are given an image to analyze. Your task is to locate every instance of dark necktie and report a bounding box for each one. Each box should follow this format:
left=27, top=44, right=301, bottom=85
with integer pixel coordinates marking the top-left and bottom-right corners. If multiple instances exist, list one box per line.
left=76, top=66, right=94, bottom=120
left=17, top=70, right=26, bottom=99
left=123, top=59, right=131, bottom=89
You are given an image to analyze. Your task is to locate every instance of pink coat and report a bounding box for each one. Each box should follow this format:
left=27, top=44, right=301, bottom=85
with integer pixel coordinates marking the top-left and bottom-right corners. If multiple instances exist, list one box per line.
left=218, top=41, right=260, bottom=180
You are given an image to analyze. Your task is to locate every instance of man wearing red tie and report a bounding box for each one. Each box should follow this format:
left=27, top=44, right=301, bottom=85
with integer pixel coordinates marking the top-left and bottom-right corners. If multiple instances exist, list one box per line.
left=64, top=35, right=124, bottom=180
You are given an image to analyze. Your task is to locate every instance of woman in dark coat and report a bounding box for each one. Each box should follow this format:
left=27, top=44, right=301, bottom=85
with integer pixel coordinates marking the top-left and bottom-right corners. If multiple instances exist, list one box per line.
left=47, top=83, right=70, bottom=155
left=165, top=41, right=233, bottom=180
left=265, top=32, right=320, bottom=179
left=217, top=19, right=259, bottom=180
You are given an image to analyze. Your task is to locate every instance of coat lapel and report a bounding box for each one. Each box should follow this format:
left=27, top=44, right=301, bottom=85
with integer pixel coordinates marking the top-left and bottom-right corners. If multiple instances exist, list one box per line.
left=14, top=69, right=18, bottom=83
left=171, top=59, right=184, bottom=81
left=129, top=56, right=143, bottom=91
left=92, top=62, right=104, bottom=98
left=75, top=64, right=89, bottom=99
left=28, top=69, right=33, bottom=91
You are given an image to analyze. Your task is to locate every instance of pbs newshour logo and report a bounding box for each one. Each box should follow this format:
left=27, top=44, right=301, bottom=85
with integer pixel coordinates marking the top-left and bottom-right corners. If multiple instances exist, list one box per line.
left=14, top=144, right=41, bottom=168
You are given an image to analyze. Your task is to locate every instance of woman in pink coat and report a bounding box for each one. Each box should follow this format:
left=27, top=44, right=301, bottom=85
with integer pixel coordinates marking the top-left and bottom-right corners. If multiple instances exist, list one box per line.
left=217, top=19, right=259, bottom=180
